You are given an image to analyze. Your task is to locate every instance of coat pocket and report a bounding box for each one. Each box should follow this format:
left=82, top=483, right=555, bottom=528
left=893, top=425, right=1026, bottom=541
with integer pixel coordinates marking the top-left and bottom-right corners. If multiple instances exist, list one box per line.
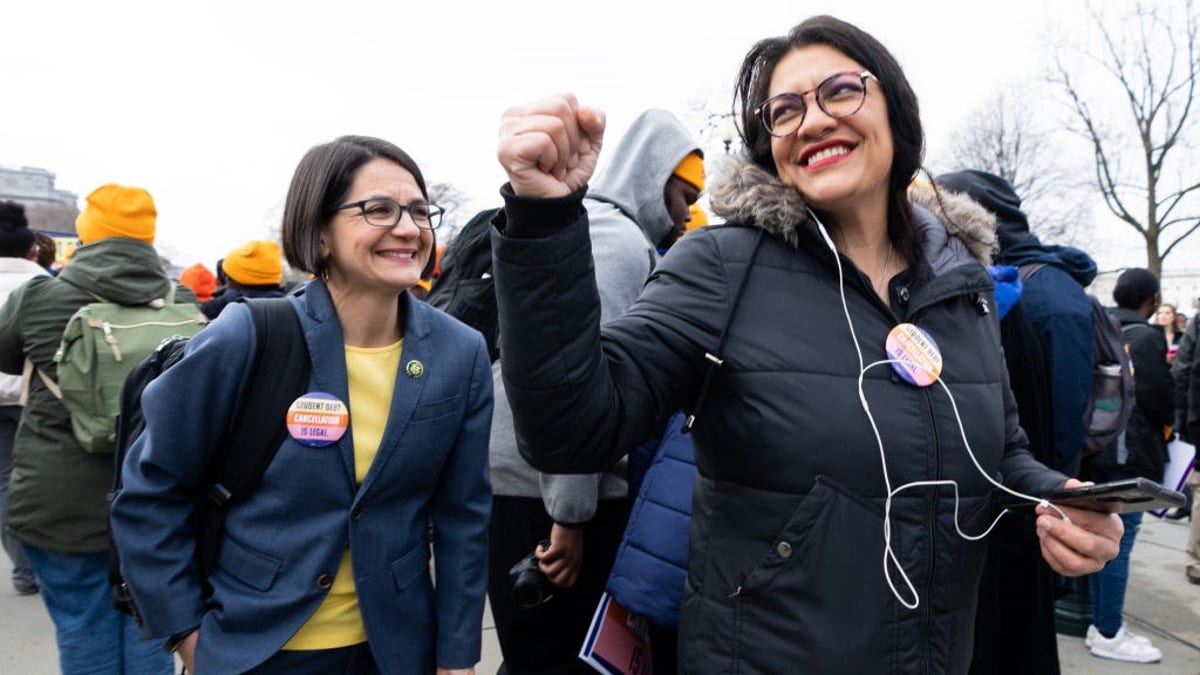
left=730, top=477, right=894, bottom=673
left=411, top=394, right=463, bottom=422
left=216, top=535, right=282, bottom=591
left=390, top=541, right=432, bottom=590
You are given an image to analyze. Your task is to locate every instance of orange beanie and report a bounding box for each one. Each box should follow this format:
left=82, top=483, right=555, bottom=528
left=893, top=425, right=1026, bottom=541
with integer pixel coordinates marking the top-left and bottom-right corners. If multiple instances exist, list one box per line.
left=223, top=240, right=283, bottom=286
left=75, top=183, right=157, bottom=245
left=179, top=263, right=218, bottom=302
left=672, top=152, right=706, bottom=191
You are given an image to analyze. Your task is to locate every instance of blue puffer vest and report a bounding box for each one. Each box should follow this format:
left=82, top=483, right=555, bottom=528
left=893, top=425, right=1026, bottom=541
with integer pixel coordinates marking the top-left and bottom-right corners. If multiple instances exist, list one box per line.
left=606, top=412, right=696, bottom=627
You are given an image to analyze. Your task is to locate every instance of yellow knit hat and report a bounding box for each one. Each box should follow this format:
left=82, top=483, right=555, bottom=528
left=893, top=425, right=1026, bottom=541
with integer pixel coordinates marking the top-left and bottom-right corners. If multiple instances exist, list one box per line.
left=672, top=152, right=706, bottom=191
left=685, top=204, right=709, bottom=232
left=223, top=240, right=283, bottom=286
left=75, top=184, right=157, bottom=245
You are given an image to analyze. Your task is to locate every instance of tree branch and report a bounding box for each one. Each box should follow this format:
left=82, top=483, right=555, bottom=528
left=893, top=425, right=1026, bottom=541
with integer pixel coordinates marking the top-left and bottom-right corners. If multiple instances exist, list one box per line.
left=1162, top=218, right=1200, bottom=259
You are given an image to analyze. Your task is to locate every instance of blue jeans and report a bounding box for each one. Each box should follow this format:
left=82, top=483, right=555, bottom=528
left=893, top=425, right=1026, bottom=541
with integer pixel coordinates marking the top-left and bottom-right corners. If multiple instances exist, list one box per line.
left=0, top=405, right=35, bottom=590
left=1088, top=510, right=1143, bottom=636
left=23, top=544, right=173, bottom=675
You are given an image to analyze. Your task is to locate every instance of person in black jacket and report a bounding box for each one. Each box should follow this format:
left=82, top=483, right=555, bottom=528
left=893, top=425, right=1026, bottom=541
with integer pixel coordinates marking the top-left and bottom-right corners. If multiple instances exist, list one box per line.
left=1175, top=304, right=1200, bottom=580
left=1081, top=268, right=1173, bottom=663
left=935, top=171, right=1066, bottom=675
left=490, top=15, right=1122, bottom=674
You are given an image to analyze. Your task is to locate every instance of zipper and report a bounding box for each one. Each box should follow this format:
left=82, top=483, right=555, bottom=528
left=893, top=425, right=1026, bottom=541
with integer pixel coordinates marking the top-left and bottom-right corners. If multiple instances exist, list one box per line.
left=921, top=388, right=941, bottom=671
left=86, top=317, right=203, bottom=363
left=102, top=319, right=203, bottom=329
left=101, top=321, right=121, bottom=361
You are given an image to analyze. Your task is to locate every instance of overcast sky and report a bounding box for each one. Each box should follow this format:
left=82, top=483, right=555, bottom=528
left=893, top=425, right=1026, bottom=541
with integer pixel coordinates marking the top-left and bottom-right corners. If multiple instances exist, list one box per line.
left=4, top=0, right=1196, bottom=281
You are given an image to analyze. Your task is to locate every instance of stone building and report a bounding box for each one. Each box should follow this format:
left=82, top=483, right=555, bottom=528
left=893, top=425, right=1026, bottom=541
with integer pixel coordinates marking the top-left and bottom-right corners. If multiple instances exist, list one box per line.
left=1091, top=269, right=1200, bottom=318
left=0, top=165, right=79, bottom=236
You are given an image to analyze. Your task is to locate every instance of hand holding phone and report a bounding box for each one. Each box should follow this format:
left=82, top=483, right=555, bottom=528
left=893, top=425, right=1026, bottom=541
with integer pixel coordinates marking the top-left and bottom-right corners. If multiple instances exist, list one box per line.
left=998, top=477, right=1185, bottom=514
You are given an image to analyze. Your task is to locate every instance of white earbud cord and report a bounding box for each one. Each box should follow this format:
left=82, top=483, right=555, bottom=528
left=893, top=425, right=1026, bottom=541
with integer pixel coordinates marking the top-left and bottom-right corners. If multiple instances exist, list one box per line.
left=810, top=211, right=1067, bottom=610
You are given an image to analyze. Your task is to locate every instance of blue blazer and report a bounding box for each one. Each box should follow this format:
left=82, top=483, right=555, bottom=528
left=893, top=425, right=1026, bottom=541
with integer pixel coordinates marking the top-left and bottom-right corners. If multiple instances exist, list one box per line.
left=111, top=281, right=493, bottom=674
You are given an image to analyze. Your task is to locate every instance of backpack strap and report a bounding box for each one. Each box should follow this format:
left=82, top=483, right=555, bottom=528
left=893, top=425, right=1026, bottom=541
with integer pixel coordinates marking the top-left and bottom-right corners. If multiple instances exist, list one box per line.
left=194, top=297, right=311, bottom=576
left=22, top=358, right=63, bottom=401
left=1017, top=262, right=1048, bottom=282
left=682, top=229, right=765, bottom=434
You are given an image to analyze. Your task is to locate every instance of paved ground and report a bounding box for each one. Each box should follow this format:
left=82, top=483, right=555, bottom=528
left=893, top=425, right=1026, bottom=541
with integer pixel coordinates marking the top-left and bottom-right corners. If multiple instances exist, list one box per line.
left=1055, top=516, right=1200, bottom=674
left=1, top=518, right=1196, bottom=673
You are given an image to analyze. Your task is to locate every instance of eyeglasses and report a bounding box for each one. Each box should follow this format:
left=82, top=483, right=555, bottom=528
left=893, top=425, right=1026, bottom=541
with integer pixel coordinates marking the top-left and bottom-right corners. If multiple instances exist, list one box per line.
left=336, top=197, right=444, bottom=230
left=756, top=70, right=876, bottom=138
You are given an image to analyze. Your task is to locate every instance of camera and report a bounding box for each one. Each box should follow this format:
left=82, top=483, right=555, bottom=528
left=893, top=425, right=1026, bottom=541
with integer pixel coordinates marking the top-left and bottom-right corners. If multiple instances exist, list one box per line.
left=509, top=540, right=553, bottom=609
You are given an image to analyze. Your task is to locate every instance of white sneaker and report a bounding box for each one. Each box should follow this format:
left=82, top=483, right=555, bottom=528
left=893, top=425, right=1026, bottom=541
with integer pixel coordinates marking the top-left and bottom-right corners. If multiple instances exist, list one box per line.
left=1085, top=624, right=1153, bottom=649
left=1088, top=626, right=1163, bottom=663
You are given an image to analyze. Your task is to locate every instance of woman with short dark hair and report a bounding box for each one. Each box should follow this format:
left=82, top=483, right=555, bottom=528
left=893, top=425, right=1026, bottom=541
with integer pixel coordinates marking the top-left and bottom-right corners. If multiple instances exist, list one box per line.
left=491, top=15, right=1122, bottom=673
left=113, top=136, right=492, bottom=675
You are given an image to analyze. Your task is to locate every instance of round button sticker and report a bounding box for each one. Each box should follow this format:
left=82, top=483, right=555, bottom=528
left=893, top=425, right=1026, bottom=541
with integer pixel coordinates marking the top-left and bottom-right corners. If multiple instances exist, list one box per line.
left=286, top=392, right=349, bottom=447
left=885, top=323, right=943, bottom=387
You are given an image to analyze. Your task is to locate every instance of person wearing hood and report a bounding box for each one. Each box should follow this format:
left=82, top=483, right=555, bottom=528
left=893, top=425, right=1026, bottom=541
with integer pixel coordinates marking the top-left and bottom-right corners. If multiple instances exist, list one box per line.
left=0, top=184, right=188, bottom=674
left=486, top=108, right=702, bottom=674
left=937, top=170, right=1096, bottom=479
left=490, top=16, right=1121, bottom=674
left=936, top=172, right=1067, bottom=675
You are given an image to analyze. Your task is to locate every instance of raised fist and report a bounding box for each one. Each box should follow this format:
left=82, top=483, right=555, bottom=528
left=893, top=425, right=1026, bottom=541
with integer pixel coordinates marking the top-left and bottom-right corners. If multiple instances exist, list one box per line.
left=497, top=93, right=606, bottom=199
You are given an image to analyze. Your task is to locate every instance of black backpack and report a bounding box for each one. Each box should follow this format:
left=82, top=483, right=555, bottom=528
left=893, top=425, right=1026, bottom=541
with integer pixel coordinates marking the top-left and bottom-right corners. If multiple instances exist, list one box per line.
left=426, top=207, right=503, bottom=361
left=1019, top=264, right=1136, bottom=460
left=1083, top=298, right=1137, bottom=457
left=107, top=297, right=310, bottom=622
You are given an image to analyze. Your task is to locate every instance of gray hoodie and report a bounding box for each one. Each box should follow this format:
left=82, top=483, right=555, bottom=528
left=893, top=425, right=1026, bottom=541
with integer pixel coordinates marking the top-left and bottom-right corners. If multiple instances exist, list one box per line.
left=490, top=109, right=701, bottom=523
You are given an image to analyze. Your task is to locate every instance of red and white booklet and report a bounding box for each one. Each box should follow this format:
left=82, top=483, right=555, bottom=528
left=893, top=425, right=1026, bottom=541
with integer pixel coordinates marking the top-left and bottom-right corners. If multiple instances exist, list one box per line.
left=578, top=592, right=654, bottom=675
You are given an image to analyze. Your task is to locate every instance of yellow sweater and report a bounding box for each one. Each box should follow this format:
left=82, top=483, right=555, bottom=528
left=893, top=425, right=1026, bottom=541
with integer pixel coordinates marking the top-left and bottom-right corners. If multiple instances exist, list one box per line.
left=283, top=339, right=402, bottom=650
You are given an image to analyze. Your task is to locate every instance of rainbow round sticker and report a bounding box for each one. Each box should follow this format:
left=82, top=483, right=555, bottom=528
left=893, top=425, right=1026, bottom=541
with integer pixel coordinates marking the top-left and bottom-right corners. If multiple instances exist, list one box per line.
left=286, top=392, right=349, bottom=447
left=885, top=323, right=943, bottom=387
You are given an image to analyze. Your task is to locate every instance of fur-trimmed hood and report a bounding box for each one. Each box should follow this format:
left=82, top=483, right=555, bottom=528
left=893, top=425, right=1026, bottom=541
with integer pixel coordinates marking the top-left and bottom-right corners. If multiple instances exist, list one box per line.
left=709, top=157, right=998, bottom=270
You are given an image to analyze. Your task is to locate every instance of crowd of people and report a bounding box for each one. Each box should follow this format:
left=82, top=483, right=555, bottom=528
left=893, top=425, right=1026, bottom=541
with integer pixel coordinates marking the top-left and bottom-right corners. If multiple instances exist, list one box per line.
left=0, top=13, right=1195, bottom=675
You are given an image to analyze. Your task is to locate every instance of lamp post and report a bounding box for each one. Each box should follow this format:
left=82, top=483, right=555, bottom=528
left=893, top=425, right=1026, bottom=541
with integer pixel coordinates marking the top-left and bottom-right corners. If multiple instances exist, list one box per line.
left=719, top=116, right=738, bottom=155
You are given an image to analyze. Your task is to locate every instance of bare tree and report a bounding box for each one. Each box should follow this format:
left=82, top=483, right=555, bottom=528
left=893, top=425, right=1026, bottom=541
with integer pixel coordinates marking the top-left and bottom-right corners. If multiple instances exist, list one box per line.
left=944, top=89, right=1093, bottom=246
left=1052, top=0, right=1199, bottom=275
left=427, top=181, right=472, bottom=242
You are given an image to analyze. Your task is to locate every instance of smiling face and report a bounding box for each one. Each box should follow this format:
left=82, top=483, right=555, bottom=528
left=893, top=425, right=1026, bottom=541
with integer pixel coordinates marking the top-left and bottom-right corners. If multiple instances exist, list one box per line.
left=1155, top=304, right=1177, bottom=327
left=767, top=44, right=894, bottom=223
left=321, top=157, right=433, bottom=298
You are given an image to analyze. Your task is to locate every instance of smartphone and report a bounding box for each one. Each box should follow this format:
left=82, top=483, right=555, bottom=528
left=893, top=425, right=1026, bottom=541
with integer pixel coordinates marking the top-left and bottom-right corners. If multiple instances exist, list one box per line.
left=996, top=477, right=1186, bottom=514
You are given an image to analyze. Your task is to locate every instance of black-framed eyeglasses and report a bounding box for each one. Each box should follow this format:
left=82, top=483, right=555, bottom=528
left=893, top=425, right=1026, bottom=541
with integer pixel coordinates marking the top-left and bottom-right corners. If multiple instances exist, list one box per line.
left=336, top=197, right=444, bottom=231
left=756, top=70, right=876, bottom=138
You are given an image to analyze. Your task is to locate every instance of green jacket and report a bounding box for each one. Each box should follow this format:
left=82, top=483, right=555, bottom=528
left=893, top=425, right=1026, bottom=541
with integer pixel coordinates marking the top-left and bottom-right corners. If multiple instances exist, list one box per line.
left=0, top=238, right=196, bottom=553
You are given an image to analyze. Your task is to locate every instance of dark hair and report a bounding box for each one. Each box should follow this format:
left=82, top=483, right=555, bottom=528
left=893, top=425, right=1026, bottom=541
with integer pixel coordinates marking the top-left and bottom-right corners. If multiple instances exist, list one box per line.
left=733, top=15, right=925, bottom=266
left=281, top=135, right=429, bottom=274
left=0, top=201, right=34, bottom=258
left=33, top=233, right=57, bottom=268
left=1113, top=268, right=1160, bottom=310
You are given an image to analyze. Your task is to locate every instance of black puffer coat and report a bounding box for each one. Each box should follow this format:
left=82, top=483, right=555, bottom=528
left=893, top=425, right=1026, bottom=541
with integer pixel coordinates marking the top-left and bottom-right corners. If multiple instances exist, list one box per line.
left=492, top=160, right=1067, bottom=674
